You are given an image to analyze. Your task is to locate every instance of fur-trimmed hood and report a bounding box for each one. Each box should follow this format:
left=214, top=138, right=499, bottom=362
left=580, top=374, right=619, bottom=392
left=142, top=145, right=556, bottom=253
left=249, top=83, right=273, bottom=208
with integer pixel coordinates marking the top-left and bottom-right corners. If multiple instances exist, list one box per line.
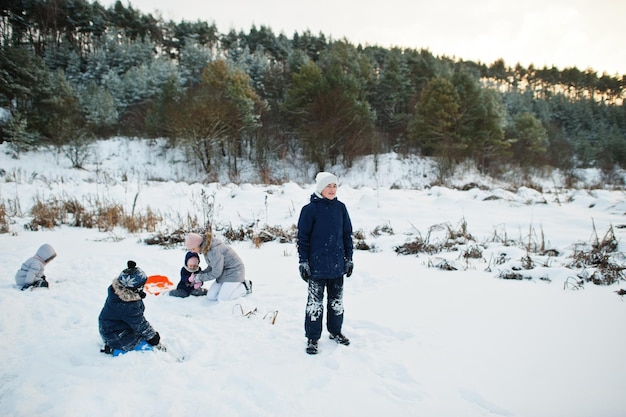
left=111, top=278, right=143, bottom=302
left=199, top=230, right=213, bottom=255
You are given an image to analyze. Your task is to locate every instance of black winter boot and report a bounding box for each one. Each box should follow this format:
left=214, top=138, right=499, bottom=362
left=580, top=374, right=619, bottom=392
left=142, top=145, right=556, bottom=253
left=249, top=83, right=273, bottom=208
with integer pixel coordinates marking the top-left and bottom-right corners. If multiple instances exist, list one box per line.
left=330, top=333, right=350, bottom=346
left=168, top=289, right=190, bottom=298
left=306, top=339, right=318, bottom=355
left=190, top=288, right=208, bottom=296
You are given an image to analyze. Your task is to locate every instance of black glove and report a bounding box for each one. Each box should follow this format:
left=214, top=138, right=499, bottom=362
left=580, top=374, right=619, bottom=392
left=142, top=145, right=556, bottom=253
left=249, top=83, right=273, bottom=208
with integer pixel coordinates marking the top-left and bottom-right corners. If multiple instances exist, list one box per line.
left=147, top=332, right=161, bottom=346
left=299, top=262, right=311, bottom=282
left=345, top=260, right=354, bottom=277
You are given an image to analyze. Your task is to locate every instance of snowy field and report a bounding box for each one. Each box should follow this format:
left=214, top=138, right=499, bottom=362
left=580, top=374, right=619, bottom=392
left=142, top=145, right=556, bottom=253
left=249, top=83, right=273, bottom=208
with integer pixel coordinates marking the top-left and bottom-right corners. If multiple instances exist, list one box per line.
left=1, top=139, right=625, bottom=417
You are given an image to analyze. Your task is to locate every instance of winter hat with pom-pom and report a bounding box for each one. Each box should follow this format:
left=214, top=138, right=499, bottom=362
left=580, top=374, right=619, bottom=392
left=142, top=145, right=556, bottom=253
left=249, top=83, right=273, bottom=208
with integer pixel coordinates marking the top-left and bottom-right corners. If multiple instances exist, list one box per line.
left=185, top=233, right=204, bottom=250
left=315, top=172, right=338, bottom=195
left=117, top=260, right=147, bottom=289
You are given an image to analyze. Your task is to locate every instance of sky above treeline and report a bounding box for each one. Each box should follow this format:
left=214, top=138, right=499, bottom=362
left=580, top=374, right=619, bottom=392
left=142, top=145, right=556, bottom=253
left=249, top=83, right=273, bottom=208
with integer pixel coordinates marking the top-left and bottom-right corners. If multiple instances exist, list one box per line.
left=101, top=0, right=626, bottom=75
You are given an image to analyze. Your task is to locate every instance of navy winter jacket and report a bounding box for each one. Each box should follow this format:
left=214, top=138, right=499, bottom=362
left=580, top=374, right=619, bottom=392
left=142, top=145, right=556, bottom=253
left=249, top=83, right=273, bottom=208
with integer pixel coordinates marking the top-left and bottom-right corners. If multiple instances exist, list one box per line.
left=297, top=193, right=353, bottom=279
left=98, top=279, right=157, bottom=351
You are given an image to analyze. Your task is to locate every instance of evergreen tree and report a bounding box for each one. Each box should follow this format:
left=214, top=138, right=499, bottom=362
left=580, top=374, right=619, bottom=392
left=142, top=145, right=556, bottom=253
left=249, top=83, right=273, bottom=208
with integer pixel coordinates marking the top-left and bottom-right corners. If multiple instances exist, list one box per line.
left=508, top=112, right=548, bottom=167
left=80, top=81, right=118, bottom=134
left=179, top=36, right=214, bottom=87
left=282, top=53, right=375, bottom=170
left=0, top=46, right=49, bottom=116
left=371, top=48, right=413, bottom=141
left=4, top=112, right=37, bottom=157
left=451, top=71, right=507, bottom=168
left=33, top=69, right=86, bottom=149
left=145, top=75, right=184, bottom=139
left=408, top=77, right=461, bottom=158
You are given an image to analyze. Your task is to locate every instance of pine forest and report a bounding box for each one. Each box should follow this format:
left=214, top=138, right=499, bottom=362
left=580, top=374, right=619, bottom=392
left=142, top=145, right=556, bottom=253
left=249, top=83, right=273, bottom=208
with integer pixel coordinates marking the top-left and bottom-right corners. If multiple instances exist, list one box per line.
left=1, top=0, right=625, bottom=183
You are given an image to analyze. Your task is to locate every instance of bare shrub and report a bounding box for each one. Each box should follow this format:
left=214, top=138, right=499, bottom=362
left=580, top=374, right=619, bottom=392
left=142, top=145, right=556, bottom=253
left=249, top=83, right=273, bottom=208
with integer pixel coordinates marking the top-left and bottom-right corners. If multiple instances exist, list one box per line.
left=396, top=218, right=475, bottom=256
left=498, top=270, right=527, bottom=280
left=96, top=203, right=124, bottom=232
left=353, top=229, right=366, bottom=240
left=352, top=229, right=370, bottom=251
left=520, top=254, right=534, bottom=270
left=371, top=222, right=394, bottom=237
left=355, top=240, right=370, bottom=251
left=588, top=268, right=624, bottom=285
left=199, top=190, right=216, bottom=226
left=254, top=224, right=297, bottom=244
left=462, top=245, right=483, bottom=259
left=494, top=253, right=509, bottom=265
left=428, top=258, right=457, bottom=270
left=24, top=195, right=164, bottom=234
left=63, top=198, right=95, bottom=228
left=395, top=233, right=439, bottom=255
left=569, top=224, right=625, bottom=285
left=523, top=223, right=547, bottom=254
left=0, top=202, right=9, bottom=233
left=487, top=225, right=513, bottom=246
left=446, top=218, right=473, bottom=243
left=124, top=207, right=162, bottom=233
left=144, top=228, right=187, bottom=247
left=222, top=225, right=253, bottom=242
left=26, top=198, right=63, bottom=230
left=564, top=276, right=584, bottom=290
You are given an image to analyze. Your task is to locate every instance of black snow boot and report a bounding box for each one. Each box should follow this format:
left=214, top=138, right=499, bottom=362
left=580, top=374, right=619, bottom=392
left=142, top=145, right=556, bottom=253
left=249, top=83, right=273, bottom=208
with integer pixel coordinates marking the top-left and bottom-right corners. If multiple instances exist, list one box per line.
left=306, top=339, right=318, bottom=355
left=329, top=333, right=350, bottom=346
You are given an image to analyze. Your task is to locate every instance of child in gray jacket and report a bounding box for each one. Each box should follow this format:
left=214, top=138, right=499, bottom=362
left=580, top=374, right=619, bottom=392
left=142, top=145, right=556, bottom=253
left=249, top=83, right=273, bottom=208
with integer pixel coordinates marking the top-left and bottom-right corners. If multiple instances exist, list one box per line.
left=15, top=243, right=57, bottom=290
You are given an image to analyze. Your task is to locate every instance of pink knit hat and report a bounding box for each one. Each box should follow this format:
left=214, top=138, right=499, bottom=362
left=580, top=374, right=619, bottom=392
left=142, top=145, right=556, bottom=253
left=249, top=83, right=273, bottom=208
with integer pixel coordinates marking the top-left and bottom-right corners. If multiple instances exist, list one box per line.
left=185, top=233, right=203, bottom=250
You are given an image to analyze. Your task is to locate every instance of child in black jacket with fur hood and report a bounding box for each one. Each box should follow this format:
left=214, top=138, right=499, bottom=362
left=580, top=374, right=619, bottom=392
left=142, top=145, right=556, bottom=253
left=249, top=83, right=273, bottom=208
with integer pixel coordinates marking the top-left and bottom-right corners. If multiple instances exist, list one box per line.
left=98, top=261, right=165, bottom=356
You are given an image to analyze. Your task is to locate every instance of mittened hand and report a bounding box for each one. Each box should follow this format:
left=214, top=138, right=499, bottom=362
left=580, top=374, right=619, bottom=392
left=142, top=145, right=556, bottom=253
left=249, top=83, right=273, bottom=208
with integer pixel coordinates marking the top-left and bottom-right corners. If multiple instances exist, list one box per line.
left=188, top=273, right=202, bottom=289
left=345, top=260, right=354, bottom=277
left=147, top=332, right=161, bottom=346
left=188, top=273, right=202, bottom=283
left=147, top=332, right=167, bottom=352
left=299, top=262, right=311, bottom=282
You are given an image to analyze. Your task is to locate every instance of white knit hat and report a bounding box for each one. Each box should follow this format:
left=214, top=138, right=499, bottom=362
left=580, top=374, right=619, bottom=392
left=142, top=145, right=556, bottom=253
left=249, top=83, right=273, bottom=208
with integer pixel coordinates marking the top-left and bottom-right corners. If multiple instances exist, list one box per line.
left=315, top=172, right=338, bottom=195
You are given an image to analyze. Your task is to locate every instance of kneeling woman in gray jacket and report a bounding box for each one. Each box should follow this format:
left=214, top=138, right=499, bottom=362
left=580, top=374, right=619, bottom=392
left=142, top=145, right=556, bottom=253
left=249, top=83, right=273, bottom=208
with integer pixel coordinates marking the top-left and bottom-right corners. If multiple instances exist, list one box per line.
left=185, top=230, right=252, bottom=301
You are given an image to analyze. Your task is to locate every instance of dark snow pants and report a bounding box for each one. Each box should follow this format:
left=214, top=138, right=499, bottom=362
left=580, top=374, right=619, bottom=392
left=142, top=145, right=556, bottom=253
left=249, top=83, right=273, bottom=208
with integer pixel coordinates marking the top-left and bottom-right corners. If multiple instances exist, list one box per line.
left=305, top=277, right=344, bottom=340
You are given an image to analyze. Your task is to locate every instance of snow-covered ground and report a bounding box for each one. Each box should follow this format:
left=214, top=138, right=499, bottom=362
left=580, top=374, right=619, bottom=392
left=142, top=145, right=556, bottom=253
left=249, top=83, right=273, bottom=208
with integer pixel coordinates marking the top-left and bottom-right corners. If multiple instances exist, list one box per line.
left=1, top=139, right=625, bottom=417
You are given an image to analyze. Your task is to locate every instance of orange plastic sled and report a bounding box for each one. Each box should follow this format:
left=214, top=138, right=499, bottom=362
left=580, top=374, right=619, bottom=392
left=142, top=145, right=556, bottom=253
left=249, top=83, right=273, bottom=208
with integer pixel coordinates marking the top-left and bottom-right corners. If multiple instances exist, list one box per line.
left=145, top=275, right=175, bottom=296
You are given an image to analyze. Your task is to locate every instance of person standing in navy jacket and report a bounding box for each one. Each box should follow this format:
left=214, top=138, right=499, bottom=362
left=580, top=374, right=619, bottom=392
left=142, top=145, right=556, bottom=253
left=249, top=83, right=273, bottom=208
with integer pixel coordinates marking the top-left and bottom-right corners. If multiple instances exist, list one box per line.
left=297, top=172, right=354, bottom=355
